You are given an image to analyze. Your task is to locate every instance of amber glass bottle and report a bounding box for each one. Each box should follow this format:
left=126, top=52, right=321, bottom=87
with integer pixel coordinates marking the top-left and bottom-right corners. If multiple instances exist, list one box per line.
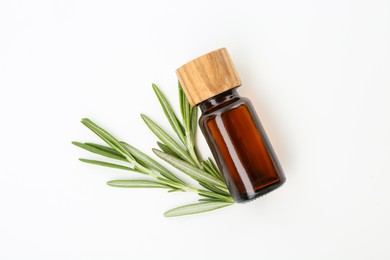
left=176, top=48, right=285, bottom=203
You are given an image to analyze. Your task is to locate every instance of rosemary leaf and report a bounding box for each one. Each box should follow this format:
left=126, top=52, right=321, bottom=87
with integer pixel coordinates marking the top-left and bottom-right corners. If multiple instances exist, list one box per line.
left=121, top=142, right=185, bottom=185
left=201, top=161, right=221, bottom=180
left=178, top=83, right=186, bottom=124
left=81, top=119, right=135, bottom=161
left=157, top=142, right=177, bottom=157
left=72, top=142, right=126, bottom=161
left=178, top=83, right=202, bottom=168
left=107, top=180, right=168, bottom=188
left=153, top=149, right=227, bottom=189
left=155, top=177, right=185, bottom=191
left=190, top=106, right=198, bottom=143
left=183, top=97, right=191, bottom=133
left=197, top=189, right=234, bottom=203
left=79, top=158, right=138, bottom=172
left=141, top=114, right=193, bottom=164
left=207, top=158, right=224, bottom=180
left=179, top=83, right=191, bottom=134
left=86, top=143, right=126, bottom=158
left=199, top=181, right=230, bottom=196
left=164, top=201, right=233, bottom=217
left=168, top=189, right=182, bottom=193
left=152, top=83, right=186, bottom=145
left=198, top=198, right=222, bottom=202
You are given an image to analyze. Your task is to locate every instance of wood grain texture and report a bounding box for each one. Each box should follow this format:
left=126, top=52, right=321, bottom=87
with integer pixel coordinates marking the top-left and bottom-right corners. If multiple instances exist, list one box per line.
left=176, top=48, right=241, bottom=107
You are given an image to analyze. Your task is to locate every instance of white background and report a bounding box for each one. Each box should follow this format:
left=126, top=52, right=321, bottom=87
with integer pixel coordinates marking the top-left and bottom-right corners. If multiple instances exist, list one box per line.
left=1, top=0, right=389, bottom=259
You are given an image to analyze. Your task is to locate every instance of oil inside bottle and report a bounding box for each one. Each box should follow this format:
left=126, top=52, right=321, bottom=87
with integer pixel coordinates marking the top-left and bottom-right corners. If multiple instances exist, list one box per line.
left=199, top=89, right=285, bottom=202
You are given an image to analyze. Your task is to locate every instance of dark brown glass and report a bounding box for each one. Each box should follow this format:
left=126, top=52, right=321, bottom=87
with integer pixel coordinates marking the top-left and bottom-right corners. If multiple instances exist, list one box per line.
left=199, top=88, right=285, bottom=203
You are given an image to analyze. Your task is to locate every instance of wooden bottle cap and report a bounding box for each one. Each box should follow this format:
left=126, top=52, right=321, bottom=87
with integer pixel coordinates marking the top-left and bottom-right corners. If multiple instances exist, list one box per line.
left=176, top=48, right=241, bottom=107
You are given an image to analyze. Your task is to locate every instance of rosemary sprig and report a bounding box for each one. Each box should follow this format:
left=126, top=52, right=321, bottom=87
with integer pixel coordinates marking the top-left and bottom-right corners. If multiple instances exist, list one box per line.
left=73, top=83, right=235, bottom=217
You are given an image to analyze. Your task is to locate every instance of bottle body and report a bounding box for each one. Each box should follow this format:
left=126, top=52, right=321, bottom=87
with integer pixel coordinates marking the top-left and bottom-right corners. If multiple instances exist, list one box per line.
left=199, top=89, right=285, bottom=203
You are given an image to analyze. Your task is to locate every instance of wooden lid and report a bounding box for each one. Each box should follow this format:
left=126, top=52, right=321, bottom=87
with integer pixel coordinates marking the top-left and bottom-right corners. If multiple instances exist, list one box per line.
left=176, top=48, right=241, bottom=107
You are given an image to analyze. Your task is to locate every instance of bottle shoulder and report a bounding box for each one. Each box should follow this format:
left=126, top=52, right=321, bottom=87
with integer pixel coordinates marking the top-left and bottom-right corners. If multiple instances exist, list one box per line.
left=199, top=97, right=253, bottom=122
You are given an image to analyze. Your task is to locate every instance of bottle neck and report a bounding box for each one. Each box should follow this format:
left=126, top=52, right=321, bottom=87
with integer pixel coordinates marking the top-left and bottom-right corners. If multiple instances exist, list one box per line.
left=199, top=88, right=240, bottom=114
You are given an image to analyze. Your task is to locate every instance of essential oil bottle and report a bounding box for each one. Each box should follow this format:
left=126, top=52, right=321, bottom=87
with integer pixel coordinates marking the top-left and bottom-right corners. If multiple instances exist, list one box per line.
left=176, top=48, right=285, bottom=203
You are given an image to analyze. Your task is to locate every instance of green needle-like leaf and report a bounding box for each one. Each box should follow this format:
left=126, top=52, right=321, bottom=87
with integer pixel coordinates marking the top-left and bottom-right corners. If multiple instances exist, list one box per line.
left=202, top=160, right=224, bottom=181
left=154, top=177, right=183, bottom=190
left=152, top=83, right=186, bottom=145
left=168, top=189, right=182, bottom=193
left=107, top=180, right=168, bottom=188
left=121, top=142, right=185, bottom=184
left=199, top=181, right=230, bottom=196
left=179, top=83, right=186, bottom=123
left=184, top=100, right=191, bottom=132
left=81, top=118, right=134, bottom=161
left=141, top=114, right=193, bottom=164
left=153, top=149, right=227, bottom=189
left=79, top=158, right=138, bottom=172
left=198, top=198, right=221, bottom=202
left=207, top=158, right=224, bottom=180
left=72, top=142, right=126, bottom=161
left=190, top=106, right=198, bottom=143
left=197, top=189, right=233, bottom=203
left=179, top=83, right=191, bottom=132
left=178, top=83, right=202, bottom=168
left=157, top=142, right=177, bottom=157
left=164, top=201, right=233, bottom=217
left=202, top=161, right=219, bottom=179
left=85, top=143, right=125, bottom=158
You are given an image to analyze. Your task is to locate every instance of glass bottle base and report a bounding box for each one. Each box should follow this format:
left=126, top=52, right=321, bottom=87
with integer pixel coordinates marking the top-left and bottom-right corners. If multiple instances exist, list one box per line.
left=233, top=176, right=286, bottom=203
